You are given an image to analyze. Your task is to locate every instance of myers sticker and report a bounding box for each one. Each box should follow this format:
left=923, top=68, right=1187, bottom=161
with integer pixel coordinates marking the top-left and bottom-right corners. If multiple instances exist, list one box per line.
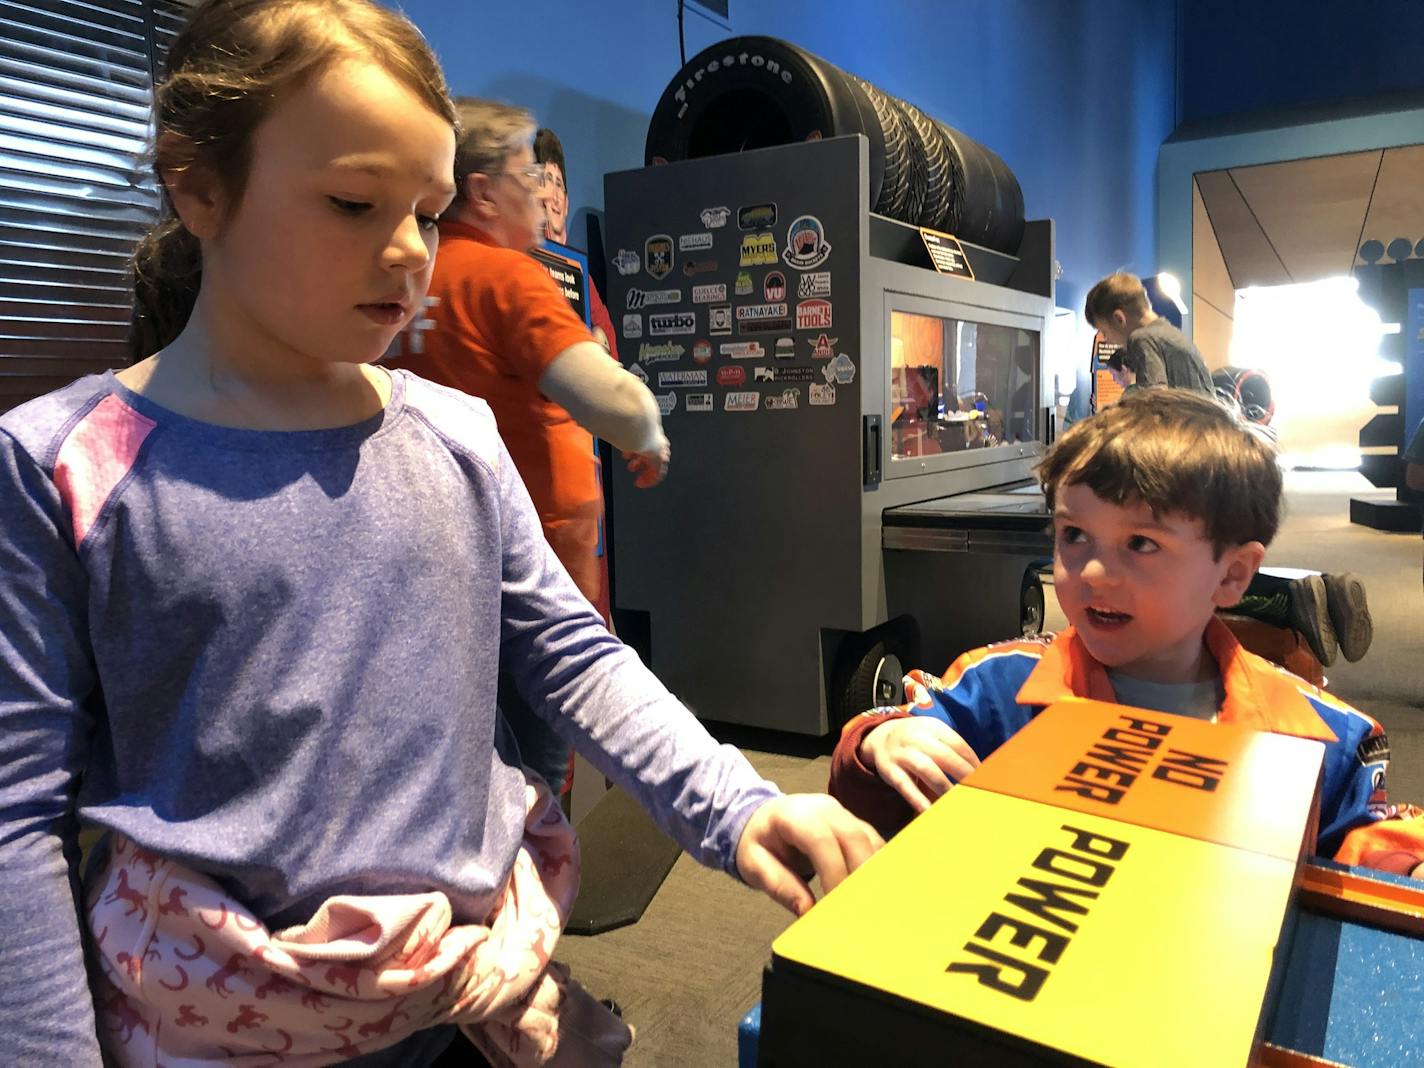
left=774, top=337, right=796, bottom=360
left=739, top=231, right=777, bottom=267
left=649, top=311, right=696, bottom=336
left=724, top=390, right=759, bottom=411
left=678, top=232, right=713, bottom=252
left=717, top=365, right=747, bottom=387
left=658, top=369, right=708, bottom=388
left=809, top=333, right=838, bottom=358
left=734, top=271, right=754, bottom=296
left=796, top=299, right=833, bottom=330
left=626, top=287, right=681, bottom=310
left=682, top=258, right=719, bottom=276
left=810, top=383, right=837, bottom=406
left=720, top=341, right=764, bottom=359
left=763, top=270, right=786, bottom=302
left=692, top=283, right=727, bottom=303
left=764, top=388, right=800, bottom=410
left=622, top=313, right=642, bottom=338
left=692, top=339, right=712, bottom=364
left=708, top=304, right=733, bottom=335
left=700, top=206, right=730, bottom=229
left=638, top=342, right=684, bottom=364
left=822, top=352, right=857, bottom=385
left=738, top=203, right=777, bottom=230
left=686, top=392, right=714, bottom=411
left=784, top=215, right=832, bottom=270
left=736, top=302, right=789, bottom=322
left=656, top=391, right=677, bottom=415
left=645, top=234, right=673, bottom=280
left=612, top=248, right=641, bottom=276
left=798, top=271, right=831, bottom=298
left=754, top=366, right=813, bottom=383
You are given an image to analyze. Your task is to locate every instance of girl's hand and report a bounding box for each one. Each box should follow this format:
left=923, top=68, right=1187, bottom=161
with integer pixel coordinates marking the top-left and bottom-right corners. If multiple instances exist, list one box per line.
left=860, top=717, right=980, bottom=815
left=735, top=794, right=884, bottom=916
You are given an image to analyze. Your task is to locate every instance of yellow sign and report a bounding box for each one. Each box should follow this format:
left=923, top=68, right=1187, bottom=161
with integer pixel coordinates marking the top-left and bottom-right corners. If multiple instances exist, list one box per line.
left=739, top=231, right=778, bottom=266
left=772, top=786, right=1297, bottom=1067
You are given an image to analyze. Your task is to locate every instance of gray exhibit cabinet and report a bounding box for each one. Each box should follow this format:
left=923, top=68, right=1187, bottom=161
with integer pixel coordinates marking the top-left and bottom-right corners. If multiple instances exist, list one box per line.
left=604, top=135, right=1055, bottom=734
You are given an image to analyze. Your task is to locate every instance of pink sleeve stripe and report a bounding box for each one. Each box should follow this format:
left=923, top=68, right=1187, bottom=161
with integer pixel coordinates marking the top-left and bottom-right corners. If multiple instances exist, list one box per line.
left=53, top=393, right=156, bottom=548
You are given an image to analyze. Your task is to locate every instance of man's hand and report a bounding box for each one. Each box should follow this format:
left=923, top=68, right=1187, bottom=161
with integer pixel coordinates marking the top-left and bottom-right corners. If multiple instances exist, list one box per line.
left=736, top=794, right=884, bottom=916
left=623, top=436, right=670, bottom=488
left=860, top=717, right=980, bottom=815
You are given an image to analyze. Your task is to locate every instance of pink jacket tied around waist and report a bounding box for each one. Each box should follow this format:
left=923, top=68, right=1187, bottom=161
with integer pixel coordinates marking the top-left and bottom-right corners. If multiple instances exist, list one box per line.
left=85, top=781, right=632, bottom=1066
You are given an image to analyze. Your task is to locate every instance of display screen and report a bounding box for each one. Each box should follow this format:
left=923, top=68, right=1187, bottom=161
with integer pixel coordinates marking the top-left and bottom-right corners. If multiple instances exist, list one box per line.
left=890, top=310, right=1039, bottom=461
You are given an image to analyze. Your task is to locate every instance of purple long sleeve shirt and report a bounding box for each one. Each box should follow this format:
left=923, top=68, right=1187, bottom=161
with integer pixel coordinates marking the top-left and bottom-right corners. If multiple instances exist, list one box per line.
left=0, top=369, right=778, bottom=1063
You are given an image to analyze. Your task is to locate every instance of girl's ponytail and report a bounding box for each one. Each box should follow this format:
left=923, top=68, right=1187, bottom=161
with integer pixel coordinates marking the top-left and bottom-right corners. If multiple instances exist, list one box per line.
left=129, top=216, right=201, bottom=363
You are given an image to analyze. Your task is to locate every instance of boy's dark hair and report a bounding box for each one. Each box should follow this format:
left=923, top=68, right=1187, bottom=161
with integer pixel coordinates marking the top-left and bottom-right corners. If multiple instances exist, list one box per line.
left=1084, top=271, right=1150, bottom=329
left=533, top=128, right=566, bottom=181
left=1104, top=350, right=1125, bottom=372
left=1039, top=389, right=1281, bottom=555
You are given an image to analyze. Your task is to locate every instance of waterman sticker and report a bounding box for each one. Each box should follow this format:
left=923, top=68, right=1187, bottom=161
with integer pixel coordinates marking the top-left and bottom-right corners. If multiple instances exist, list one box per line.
left=734, top=271, right=754, bottom=296
left=717, top=366, right=747, bottom=387
left=678, top=232, right=713, bottom=252
left=822, top=352, right=857, bottom=385
left=784, top=215, right=831, bottom=270
left=739, top=231, right=777, bottom=267
left=622, top=313, right=642, bottom=338
left=798, top=271, right=831, bottom=299
left=739, top=203, right=777, bottom=230
left=721, top=341, right=764, bottom=359
left=700, top=206, right=730, bottom=229
left=638, top=342, right=685, bottom=364
left=692, top=283, right=726, bottom=303
left=644, top=234, right=673, bottom=280
left=655, top=391, right=677, bottom=415
left=612, top=249, right=641, bottom=276
left=763, top=270, right=786, bottom=302
left=626, top=287, right=681, bottom=310
left=764, top=388, right=800, bottom=410
left=659, top=369, right=707, bottom=388
left=810, top=383, right=837, bottom=406
left=796, top=299, right=833, bottom=330
left=809, top=333, right=838, bottom=358
left=649, top=311, right=696, bottom=337
left=708, top=304, right=733, bottom=335
left=724, top=390, right=759, bottom=411
left=692, top=339, right=712, bottom=364
left=686, top=392, right=714, bottom=411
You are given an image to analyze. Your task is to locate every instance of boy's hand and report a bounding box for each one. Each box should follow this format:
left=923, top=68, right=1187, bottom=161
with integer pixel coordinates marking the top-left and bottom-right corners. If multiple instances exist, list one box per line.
left=736, top=794, right=884, bottom=916
left=861, top=717, right=980, bottom=814
left=623, top=441, right=669, bottom=488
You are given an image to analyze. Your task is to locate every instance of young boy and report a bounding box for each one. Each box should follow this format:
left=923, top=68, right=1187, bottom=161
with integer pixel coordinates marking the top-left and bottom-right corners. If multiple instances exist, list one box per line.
left=830, top=389, right=1424, bottom=876
left=1086, top=271, right=1214, bottom=395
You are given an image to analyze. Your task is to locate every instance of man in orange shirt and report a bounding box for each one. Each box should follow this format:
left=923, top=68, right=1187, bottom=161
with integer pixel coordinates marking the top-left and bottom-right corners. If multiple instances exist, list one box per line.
left=389, top=99, right=668, bottom=795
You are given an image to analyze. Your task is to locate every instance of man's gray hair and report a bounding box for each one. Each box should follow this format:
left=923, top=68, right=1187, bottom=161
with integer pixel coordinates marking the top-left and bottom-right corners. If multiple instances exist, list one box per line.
left=452, top=97, right=537, bottom=206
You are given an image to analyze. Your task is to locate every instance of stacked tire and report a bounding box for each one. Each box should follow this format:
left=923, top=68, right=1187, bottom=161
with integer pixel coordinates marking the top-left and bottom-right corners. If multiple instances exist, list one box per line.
left=645, top=36, right=1025, bottom=257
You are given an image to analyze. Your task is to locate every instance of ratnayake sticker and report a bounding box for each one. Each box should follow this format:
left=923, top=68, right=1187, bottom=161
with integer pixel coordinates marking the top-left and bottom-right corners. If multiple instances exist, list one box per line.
left=720, top=341, right=764, bottom=359
left=764, top=388, right=800, bottom=410
left=798, top=271, right=831, bottom=298
left=783, top=215, right=831, bottom=270
left=724, top=390, right=759, bottom=411
left=656, top=391, right=677, bottom=415
left=736, top=302, right=789, bottom=322
left=626, top=287, right=681, bottom=310
left=645, top=234, right=673, bottom=280
left=810, top=383, right=836, bottom=406
left=612, top=248, right=641, bottom=276
left=686, top=392, right=714, bottom=411
left=638, top=342, right=684, bottom=365
left=795, top=299, right=833, bottom=330
left=738, top=203, right=777, bottom=230
left=658, top=369, right=708, bottom=388
left=739, top=231, right=777, bottom=267
left=700, top=206, right=730, bottom=229
left=822, top=352, right=857, bottom=385
left=622, top=313, right=642, bottom=338
left=692, top=283, right=727, bottom=303
left=649, top=311, right=696, bottom=337
left=708, top=304, right=733, bottom=335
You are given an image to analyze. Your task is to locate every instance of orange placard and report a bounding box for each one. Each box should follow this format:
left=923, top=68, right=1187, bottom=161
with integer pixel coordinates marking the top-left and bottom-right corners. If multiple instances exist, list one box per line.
left=961, top=699, right=1325, bottom=863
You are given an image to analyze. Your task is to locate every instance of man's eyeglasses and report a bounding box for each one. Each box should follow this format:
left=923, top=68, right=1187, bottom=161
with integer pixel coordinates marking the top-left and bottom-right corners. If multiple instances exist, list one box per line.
left=498, top=164, right=547, bottom=190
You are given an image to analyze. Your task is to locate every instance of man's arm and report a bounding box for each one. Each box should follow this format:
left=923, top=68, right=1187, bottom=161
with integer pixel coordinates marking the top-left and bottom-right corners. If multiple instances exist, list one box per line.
left=539, top=341, right=669, bottom=480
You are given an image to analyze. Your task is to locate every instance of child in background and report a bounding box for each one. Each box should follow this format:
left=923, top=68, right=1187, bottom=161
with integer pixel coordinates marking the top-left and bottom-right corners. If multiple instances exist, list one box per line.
left=830, top=390, right=1424, bottom=878
left=0, top=2, right=880, bottom=1063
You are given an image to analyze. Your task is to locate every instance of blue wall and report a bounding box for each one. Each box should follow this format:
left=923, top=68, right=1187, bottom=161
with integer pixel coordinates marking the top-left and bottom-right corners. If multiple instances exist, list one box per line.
left=397, top=0, right=1178, bottom=310
left=1179, top=0, right=1424, bottom=123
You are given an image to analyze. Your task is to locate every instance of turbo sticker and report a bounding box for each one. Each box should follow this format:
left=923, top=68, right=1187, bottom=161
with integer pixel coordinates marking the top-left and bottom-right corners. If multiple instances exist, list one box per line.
left=626, top=287, right=681, bottom=310
left=700, top=206, right=730, bottom=229
left=612, top=249, right=641, bottom=276
left=783, top=214, right=831, bottom=270
left=645, top=234, right=673, bottom=280
left=648, top=311, right=696, bottom=337
left=763, top=270, right=786, bottom=302
left=739, top=231, right=777, bottom=267
left=795, top=299, right=833, bottom=330
left=724, top=390, right=759, bottom=412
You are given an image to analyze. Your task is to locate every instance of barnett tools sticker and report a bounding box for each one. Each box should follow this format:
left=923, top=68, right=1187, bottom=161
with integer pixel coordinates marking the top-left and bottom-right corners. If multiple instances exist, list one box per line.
left=708, top=304, right=733, bottom=335
left=700, top=206, right=730, bottom=229
left=612, top=248, right=641, bottom=276
left=717, top=365, right=747, bottom=387
left=763, top=270, right=786, bottom=302
left=783, top=215, right=831, bottom=270
left=822, top=352, right=857, bottom=385
left=658, top=369, right=707, bottom=388
left=739, top=231, right=777, bottom=267
left=692, top=339, right=712, bottom=364
left=655, top=391, right=677, bottom=415
left=622, top=313, right=642, bottom=338
left=720, top=341, right=764, bottom=359
left=738, top=203, right=777, bottom=230
left=686, top=393, right=714, bottom=411
left=678, top=232, right=713, bottom=252
left=638, top=342, right=684, bottom=365
left=649, top=311, right=696, bottom=337
left=692, top=283, right=726, bottom=303
left=724, top=390, right=759, bottom=411
left=798, top=271, right=831, bottom=299
left=626, top=287, right=680, bottom=310
left=734, top=271, right=754, bottom=296
left=809, top=333, right=838, bottom=358
left=764, top=388, right=800, bottom=410
left=810, top=383, right=837, bottom=406
left=644, top=234, right=673, bottom=280
left=795, top=298, right=833, bottom=330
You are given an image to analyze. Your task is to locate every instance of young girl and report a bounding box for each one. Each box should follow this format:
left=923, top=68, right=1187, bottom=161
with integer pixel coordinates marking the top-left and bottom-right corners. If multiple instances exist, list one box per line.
left=0, top=2, right=880, bottom=1063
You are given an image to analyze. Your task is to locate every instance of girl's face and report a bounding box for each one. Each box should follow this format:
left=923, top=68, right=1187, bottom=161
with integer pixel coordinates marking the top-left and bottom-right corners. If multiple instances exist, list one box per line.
left=195, top=60, right=455, bottom=367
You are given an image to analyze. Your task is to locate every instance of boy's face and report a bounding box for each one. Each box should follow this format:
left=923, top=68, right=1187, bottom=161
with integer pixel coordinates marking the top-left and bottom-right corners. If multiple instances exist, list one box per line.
left=1052, top=483, right=1264, bottom=683
left=1096, top=310, right=1131, bottom=348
